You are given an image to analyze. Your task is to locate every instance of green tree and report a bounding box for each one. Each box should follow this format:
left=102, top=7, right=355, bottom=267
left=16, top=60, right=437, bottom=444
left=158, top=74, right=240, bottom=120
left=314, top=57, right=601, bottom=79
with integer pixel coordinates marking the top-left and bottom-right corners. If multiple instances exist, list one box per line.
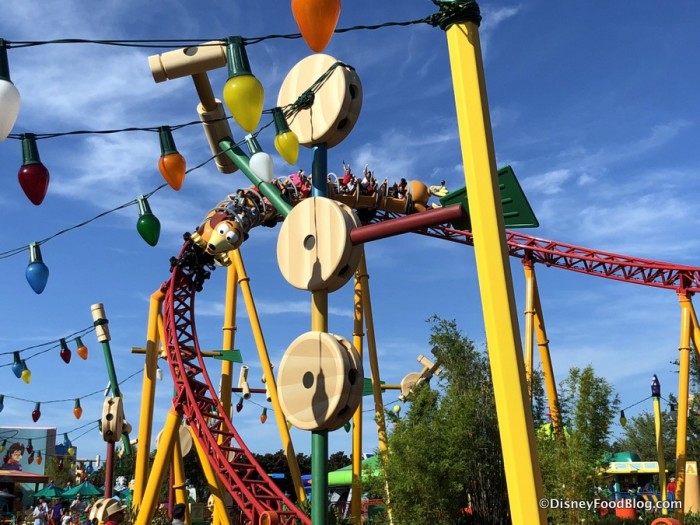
left=374, top=317, right=509, bottom=525
left=614, top=405, right=677, bottom=470
left=44, top=455, right=74, bottom=488
left=537, top=365, right=619, bottom=525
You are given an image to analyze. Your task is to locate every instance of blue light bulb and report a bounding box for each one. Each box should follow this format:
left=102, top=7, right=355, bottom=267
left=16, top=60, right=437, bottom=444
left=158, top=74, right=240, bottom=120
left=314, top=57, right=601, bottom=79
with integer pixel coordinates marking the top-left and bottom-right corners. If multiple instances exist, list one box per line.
left=11, top=352, right=23, bottom=378
left=26, top=242, right=49, bottom=294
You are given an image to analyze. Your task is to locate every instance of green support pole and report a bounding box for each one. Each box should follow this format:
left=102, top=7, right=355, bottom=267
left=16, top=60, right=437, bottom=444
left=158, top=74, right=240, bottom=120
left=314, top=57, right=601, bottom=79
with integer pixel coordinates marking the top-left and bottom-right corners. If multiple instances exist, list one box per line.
left=311, top=143, right=329, bottom=525
left=218, top=138, right=292, bottom=217
left=91, top=303, right=132, bottom=455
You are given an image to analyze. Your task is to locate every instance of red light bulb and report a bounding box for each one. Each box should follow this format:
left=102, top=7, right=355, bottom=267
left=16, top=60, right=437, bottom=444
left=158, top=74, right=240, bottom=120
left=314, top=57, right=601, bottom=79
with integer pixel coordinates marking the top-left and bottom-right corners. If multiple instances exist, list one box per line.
left=26, top=439, right=34, bottom=454
left=18, top=133, right=50, bottom=205
left=31, top=403, right=41, bottom=422
left=59, top=338, right=71, bottom=364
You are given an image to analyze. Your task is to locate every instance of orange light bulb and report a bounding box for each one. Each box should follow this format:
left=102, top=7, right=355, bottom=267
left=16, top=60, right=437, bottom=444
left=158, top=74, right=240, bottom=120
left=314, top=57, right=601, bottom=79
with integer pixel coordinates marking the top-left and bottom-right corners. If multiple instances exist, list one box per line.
left=291, top=0, right=341, bottom=53
left=75, top=337, right=88, bottom=360
left=73, top=399, right=83, bottom=419
left=158, top=126, right=186, bottom=190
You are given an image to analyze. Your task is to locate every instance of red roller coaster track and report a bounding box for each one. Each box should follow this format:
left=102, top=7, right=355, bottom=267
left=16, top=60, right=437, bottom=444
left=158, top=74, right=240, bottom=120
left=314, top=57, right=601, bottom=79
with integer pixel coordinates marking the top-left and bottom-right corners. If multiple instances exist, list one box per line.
left=162, top=243, right=310, bottom=525
left=399, top=213, right=700, bottom=294
left=159, top=208, right=700, bottom=525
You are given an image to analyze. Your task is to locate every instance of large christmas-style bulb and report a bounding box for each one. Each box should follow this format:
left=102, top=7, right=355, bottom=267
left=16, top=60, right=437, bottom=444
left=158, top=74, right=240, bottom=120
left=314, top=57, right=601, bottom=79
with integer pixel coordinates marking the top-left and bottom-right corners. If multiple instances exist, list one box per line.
left=31, top=403, right=41, bottom=422
left=73, top=398, right=83, bottom=419
left=272, top=107, right=299, bottom=165
left=26, top=242, right=49, bottom=294
left=245, top=135, right=274, bottom=184
left=11, top=351, right=23, bottom=378
left=158, top=126, right=186, bottom=191
left=59, top=338, right=72, bottom=364
left=75, top=337, right=88, bottom=360
left=222, top=36, right=264, bottom=133
left=0, top=39, right=20, bottom=141
left=291, top=0, right=341, bottom=53
left=136, top=195, right=161, bottom=246
left=18, top=133, right=50, bottom=205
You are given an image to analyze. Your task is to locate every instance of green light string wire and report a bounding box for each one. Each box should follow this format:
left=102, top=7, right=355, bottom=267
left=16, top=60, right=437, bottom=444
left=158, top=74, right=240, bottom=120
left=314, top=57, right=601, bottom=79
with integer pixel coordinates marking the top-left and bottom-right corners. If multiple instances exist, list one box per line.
left=0, top=326, right=95, bottom=364
left=5, top=15, right=436, bottom=49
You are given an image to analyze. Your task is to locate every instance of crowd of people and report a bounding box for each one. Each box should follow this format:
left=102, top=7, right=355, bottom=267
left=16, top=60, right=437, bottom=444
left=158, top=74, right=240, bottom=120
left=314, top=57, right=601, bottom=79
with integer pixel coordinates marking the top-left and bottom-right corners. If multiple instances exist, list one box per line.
left=273, top=163, right=448, bottom=203
left=30, top=494, right=93, bottom=525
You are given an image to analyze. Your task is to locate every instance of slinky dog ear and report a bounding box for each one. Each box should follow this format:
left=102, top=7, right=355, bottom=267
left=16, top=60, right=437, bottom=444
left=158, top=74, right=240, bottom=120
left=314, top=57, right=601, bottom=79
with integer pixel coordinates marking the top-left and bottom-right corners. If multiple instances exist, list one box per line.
left=208, top=211, right=229, bottom=227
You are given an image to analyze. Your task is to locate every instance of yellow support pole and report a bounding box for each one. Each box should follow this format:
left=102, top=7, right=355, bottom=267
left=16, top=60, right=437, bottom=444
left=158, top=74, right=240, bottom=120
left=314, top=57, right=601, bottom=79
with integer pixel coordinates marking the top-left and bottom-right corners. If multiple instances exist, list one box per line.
left=523, top=262, right=535, bottom=399
left=676, top=294, right=693, bottom=523
left=133, top=289, right=165, bottom=508
left=527, top=265, right=563, bottom=439
left=231, top=249, right=306, bottom=503
left=172, top=433, right=190, bottom=525
left=189, top=426, right=232, bottom=525
left=685, top=297, right=700, bottom=360
left=208, top=261, right=238, bottom=525
left=443, top=9, right=545, bottom=524
left=653, top=392, right=668, bottom=514
left=351, top=272, right=365, bottom=525
left=135, top=409, right=181, bottom=525
left=357, top=253, right=394, bottom=525
left=220, top=262, right=238, bottom=416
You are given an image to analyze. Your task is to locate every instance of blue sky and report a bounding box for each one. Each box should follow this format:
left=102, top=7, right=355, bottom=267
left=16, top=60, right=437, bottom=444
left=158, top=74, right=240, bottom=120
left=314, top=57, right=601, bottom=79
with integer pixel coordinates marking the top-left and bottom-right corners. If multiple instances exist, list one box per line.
left=0, top=0, right=698, bottom=471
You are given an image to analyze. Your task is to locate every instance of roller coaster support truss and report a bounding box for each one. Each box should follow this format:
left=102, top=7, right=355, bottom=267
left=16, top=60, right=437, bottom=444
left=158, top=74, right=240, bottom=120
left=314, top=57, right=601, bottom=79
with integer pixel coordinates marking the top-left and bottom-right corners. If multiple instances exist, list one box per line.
left=522, top=260, right=562, bottom=440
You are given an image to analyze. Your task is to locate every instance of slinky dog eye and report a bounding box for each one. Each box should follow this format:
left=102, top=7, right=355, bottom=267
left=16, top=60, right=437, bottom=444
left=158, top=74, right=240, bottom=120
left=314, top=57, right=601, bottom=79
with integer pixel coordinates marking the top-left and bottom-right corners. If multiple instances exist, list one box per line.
left=217, top=224, right=231, bottom=236
left=226, top=230, right=239, bottom=244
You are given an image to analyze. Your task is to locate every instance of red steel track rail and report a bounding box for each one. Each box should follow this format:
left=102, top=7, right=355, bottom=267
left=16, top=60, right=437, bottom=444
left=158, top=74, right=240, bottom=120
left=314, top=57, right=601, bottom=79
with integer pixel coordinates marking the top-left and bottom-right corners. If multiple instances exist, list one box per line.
left=382, top=211, right=700, bottom=293
left=162, top=243, right=310, bottom=525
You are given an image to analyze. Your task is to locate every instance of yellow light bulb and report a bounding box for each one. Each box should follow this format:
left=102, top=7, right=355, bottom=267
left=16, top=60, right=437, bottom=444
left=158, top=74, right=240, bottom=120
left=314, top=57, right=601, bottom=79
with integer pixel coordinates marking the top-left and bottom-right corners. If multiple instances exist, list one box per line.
left=223, top=74, right=264, bottom=133
left=21, top=368, right=31, bottom=384
left=274, top=130, right=299, bottom=165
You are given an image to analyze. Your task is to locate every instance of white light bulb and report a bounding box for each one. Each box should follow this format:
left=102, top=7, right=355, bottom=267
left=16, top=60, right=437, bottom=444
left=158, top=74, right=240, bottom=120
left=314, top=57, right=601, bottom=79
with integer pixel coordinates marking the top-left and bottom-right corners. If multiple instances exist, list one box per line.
left=249, top=151, right=274, bottom=183
left=0, top=80, right=20, bottom=141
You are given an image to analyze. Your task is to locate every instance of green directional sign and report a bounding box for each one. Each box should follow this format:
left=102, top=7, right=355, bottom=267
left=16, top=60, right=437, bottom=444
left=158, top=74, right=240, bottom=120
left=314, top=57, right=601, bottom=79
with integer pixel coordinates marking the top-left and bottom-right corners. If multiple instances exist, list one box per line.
left=362, top=377, right=386, bottom=396
left=212, top=349, right=243, bottom=363
left=439, top=165, right=539, bottom=231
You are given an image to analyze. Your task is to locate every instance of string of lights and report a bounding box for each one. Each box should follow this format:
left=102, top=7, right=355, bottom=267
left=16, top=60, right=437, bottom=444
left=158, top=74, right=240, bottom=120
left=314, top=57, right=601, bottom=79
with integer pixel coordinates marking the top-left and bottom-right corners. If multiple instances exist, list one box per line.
left=0, top=325, right=94, bottom=358
left=1, top=369, right=141, bottom=405
left=4, top=15, right=436, bottom=49
left=0, top=368, right=142, bottom=425
left=0, top=56, right=347, bottom=299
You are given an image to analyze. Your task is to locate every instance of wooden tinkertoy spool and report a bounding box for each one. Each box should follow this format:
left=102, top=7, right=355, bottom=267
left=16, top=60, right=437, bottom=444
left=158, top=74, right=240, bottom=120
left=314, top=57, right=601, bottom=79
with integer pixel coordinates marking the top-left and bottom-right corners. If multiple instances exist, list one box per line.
left=277, top=331, right=363, bottom=432
left=277, top=197, right=362, bottom=293
left=277, top=53, right=362, bottom=148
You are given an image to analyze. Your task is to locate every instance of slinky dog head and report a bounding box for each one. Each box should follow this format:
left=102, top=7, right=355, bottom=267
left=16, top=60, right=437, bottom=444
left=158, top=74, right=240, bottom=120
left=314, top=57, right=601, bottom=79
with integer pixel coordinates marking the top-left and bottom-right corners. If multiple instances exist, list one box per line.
left=192, top=210, right=246, bottom=256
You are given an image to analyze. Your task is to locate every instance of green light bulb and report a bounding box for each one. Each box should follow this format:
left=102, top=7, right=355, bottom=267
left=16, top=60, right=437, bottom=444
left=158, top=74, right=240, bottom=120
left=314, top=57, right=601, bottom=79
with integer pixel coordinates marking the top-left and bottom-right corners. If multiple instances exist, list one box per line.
left=136, top=195, right=161, bottom=246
